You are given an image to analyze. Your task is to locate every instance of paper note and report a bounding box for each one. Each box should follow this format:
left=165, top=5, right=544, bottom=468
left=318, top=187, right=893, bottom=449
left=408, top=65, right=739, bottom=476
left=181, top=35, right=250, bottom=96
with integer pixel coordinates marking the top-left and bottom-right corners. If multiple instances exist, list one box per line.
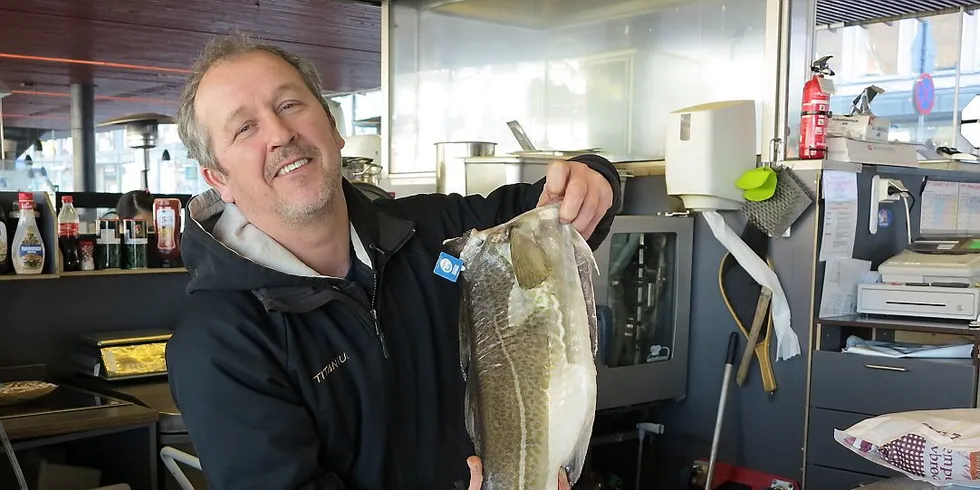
left=920, top=180, right=959, bottom=234
left=819, top=171, right=858, bottom=261
left=956, top=183, right=980, bottom=234
left=822, top=170, right=859, bottom=202
left=819, top=257, right=872, bottom=318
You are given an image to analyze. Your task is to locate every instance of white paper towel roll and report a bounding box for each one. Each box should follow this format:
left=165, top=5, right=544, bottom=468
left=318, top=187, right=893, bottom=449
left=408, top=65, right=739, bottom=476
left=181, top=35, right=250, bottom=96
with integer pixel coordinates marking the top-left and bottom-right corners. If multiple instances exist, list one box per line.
left=703, top=210, right=801, bottom=361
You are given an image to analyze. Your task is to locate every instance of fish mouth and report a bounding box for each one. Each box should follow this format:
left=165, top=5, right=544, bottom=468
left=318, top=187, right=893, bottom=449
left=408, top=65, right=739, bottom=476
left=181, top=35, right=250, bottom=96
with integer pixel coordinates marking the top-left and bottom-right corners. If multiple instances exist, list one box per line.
left=273, top=157, right=313, bottom=179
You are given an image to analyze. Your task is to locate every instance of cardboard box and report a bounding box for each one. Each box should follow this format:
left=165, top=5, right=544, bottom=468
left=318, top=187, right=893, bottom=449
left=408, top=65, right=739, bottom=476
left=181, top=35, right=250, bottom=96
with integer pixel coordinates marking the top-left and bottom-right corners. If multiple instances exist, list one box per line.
left=826, top=137, right=919, bottom=167
left=827, top=114, right=890, bottom=142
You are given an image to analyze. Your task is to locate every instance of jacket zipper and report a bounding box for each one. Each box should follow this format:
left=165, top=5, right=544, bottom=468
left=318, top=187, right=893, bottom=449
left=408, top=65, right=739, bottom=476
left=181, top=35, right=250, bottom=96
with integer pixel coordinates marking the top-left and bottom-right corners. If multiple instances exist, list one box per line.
left=368, top=226, right=415, bottom=360
left=370, top=273, right=389, bottom=359
left=367, top=227, right=414, bottom=489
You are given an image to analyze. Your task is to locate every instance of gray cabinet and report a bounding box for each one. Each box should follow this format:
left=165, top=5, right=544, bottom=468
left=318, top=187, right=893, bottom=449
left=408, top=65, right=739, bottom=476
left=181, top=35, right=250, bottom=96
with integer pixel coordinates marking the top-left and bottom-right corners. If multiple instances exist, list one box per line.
left=804, top=316, right=980, bottom=489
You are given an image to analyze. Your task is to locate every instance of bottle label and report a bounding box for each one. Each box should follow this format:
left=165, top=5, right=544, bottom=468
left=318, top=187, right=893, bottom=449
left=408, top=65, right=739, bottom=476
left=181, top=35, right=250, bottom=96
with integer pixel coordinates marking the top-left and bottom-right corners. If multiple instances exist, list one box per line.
left=0, top=227, right=7, bottom=263
left=18, top=229, right=44, bottom=270
left=98, top=228, right=120, bottom=245
left=59, top=222, right=79, bottom=237
left=157, top=208, right=176, bottom=228
left=156, top=208, right=177, bottom=250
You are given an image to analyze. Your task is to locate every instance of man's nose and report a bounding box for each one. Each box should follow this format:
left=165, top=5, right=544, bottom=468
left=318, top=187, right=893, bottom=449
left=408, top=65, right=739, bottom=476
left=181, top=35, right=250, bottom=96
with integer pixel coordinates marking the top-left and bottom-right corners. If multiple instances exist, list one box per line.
left=267, top=114, right=297, bottom=151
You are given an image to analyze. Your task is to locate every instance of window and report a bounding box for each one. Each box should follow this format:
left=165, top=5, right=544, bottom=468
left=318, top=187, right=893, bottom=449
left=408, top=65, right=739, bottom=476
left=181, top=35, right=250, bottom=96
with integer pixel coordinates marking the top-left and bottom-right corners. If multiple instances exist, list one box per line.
left=815, top=10, right=980, bottom=150
left=388, top=0, right=769, bottom=174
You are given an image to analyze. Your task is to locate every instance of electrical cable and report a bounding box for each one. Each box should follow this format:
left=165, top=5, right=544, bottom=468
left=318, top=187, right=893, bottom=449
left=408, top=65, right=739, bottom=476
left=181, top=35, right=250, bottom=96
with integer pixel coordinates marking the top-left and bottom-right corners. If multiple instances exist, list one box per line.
left=901, top=193, right=912, bottom=245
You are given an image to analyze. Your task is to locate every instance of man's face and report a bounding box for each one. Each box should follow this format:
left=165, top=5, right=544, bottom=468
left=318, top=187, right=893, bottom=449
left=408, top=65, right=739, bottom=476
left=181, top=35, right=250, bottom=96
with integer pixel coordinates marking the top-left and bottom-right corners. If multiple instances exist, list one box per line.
left=195, top=50, right=345, bottom=227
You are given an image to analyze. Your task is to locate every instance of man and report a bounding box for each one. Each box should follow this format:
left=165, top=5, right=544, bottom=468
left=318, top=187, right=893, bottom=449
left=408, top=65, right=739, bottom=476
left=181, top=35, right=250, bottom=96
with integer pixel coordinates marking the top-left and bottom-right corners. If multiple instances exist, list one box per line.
left=166, top=31, right=622, bottom=490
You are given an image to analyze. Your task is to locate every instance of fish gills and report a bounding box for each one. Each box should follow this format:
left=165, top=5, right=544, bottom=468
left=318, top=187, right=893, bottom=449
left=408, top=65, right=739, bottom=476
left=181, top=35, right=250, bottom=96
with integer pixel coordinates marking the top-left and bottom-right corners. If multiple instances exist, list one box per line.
left=446, top=203, right=599, bottom=490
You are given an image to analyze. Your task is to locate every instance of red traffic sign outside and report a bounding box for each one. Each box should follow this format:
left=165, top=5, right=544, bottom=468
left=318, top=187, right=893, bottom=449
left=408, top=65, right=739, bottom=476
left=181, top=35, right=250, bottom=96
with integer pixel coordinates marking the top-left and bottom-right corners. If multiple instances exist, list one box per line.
left=913, top=73, right=935, bottom=115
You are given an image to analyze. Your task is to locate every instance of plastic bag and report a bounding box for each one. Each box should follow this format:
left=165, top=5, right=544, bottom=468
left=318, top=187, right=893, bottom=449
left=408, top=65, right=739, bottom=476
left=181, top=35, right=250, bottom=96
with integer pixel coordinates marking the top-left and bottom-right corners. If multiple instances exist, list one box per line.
left=835, top=409, right=980, bottom=487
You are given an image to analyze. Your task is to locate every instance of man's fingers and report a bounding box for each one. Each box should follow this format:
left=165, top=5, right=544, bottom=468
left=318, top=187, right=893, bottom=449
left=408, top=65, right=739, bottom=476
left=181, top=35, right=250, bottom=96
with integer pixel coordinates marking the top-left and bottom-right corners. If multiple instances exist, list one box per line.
left=571, top=187, right=599, bottom=236
left=544, top=161, right=571, bottom=198
left=467, top=456, right=483, bottom=490
left=583, top=179, right=613, bottom=238
left=559, top=467, right=571, bottom=490
left=559, top=176, right=588, bottom=224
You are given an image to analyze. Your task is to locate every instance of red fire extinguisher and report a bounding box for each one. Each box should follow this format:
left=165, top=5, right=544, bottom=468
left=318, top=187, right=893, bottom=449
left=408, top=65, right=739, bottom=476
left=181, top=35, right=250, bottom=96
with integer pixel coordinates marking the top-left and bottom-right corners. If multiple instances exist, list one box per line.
left=799, top=55, right=835, bottom=159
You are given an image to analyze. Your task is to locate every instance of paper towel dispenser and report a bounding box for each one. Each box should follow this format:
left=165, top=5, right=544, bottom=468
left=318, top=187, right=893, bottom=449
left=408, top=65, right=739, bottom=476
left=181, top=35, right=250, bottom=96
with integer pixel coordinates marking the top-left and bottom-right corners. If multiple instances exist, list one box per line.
left=664, top=100, right=758, bottom=211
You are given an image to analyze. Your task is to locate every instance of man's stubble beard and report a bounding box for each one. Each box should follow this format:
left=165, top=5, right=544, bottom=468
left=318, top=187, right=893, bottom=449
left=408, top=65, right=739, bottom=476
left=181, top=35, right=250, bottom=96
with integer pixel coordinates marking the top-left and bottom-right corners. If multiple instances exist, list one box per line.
left=274, top=165, right=342, bottom=228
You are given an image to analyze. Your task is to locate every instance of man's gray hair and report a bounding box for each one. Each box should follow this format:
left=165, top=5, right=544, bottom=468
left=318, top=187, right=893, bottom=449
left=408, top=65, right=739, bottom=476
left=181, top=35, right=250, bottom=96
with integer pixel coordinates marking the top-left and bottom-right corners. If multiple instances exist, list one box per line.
left=176, top=31, right=335, bottom=171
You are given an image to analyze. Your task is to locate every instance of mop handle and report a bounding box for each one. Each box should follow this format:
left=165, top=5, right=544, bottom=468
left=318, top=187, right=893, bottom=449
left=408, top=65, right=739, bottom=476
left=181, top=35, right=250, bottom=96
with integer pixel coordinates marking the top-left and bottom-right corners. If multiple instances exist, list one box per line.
left=705, top=332, right=739, bottom=490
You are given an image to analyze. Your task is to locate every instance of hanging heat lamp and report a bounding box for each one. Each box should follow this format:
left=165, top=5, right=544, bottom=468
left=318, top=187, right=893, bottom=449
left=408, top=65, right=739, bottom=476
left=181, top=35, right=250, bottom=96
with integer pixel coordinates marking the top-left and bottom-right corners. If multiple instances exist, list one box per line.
left=98, top=113, right=174, bottom=191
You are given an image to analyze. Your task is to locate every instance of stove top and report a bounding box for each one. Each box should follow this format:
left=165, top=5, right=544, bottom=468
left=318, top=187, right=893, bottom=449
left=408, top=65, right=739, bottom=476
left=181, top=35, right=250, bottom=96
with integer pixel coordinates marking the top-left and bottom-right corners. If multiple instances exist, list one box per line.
left=0, top=385, right=129, bottom=420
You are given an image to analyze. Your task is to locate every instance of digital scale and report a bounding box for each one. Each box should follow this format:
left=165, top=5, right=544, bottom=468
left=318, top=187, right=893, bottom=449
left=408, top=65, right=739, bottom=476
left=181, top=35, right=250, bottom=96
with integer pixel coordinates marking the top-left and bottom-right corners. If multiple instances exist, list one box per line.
left=857, top=237, right=980, bottom=322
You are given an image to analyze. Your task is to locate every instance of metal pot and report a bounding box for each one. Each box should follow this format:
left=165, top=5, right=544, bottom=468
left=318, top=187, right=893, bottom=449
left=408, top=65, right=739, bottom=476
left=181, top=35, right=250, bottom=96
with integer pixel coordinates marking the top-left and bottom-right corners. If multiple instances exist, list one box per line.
left=435, top=141, right=496, bottom=195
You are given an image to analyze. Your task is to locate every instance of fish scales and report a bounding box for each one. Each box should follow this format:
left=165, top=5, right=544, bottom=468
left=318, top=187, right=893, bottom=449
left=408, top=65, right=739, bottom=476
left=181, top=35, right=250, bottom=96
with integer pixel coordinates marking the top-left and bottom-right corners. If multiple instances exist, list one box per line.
left=446, top=203, right=599, bottom=490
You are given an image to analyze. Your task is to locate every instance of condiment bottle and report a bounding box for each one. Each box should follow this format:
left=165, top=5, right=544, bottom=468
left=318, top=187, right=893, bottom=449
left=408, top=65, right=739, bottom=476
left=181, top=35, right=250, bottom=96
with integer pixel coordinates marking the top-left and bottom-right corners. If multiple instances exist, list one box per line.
left=58, top=195, right=81, bottom=272
left=0, top=203, right=9, bottom=274
left=153, top=198, right=182, bottom=267
left=12, top=194, right=46, bottom=275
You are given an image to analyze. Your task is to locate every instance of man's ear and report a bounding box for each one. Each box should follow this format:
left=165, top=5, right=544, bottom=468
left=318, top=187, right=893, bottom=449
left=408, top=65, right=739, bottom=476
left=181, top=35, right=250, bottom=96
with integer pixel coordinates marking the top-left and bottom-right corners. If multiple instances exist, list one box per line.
left=202, top=167, right=235, bottom=203
left=333, top=127, right=346, bottom=151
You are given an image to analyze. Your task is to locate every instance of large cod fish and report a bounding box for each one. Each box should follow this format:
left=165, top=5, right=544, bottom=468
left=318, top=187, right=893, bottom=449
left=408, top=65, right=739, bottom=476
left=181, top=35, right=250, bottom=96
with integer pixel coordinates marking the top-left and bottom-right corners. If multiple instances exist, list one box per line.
left=444, top=202, right=599, bottom=490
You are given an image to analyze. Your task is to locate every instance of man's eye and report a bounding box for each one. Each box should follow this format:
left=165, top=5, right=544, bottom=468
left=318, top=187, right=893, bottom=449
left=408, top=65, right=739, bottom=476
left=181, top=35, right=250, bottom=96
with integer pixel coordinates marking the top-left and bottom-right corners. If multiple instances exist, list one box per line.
left=237, top=124, right=252, bottom=135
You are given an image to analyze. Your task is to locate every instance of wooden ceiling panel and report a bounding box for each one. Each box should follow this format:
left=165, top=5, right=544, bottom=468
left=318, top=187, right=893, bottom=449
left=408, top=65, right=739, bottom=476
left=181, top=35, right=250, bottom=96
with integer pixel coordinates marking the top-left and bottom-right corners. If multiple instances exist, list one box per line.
left=0, top=0, right=382, bottom=133
left=6, top=0, right=382, bottom=54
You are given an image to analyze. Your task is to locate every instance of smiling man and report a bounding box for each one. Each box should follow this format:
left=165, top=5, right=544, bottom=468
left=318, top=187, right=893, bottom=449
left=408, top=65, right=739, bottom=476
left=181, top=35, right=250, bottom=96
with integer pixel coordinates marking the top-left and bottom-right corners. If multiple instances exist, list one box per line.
left=166, top=32, right=622, bottom=490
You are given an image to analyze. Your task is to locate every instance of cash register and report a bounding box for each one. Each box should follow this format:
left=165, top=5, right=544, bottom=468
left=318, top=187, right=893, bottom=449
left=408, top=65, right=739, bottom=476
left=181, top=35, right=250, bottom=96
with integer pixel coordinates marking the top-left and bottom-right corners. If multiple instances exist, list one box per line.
left=856, top=237, right=980, bottom=322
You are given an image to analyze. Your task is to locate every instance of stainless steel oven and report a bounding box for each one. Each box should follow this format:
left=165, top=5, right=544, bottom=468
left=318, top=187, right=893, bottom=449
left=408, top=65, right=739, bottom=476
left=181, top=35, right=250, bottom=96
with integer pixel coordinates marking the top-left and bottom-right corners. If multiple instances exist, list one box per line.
left=592, top=214, right=694, bottom=409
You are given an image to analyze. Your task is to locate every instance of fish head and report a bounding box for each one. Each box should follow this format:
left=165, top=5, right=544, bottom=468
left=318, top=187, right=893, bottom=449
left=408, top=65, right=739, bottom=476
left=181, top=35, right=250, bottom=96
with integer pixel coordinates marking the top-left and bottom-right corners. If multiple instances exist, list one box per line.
left=442, top=203, right=565, bottom=286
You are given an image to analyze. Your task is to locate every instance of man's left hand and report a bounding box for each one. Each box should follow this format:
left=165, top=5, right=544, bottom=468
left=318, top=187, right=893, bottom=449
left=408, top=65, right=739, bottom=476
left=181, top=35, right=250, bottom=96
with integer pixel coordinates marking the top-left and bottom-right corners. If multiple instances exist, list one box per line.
left=536, top=160, right=614, bottom=240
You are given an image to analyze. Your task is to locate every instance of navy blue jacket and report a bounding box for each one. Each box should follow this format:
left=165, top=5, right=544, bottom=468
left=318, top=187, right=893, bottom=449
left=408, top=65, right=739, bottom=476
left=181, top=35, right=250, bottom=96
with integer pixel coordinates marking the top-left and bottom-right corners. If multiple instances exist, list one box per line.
left=166, top=154, right=622, bottom=489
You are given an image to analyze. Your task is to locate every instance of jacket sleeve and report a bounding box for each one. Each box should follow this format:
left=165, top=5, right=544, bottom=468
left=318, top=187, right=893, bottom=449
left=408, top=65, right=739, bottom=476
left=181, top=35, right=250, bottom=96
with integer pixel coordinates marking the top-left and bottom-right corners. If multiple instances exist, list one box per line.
left=167, top=297, right=346, bottom=490
left=438, top=153, right=623, bottom=250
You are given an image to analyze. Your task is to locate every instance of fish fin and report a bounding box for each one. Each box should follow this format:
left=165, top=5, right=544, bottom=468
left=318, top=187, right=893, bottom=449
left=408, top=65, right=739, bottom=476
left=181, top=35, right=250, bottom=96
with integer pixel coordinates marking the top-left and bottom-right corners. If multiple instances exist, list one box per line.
left=464, top=365, right=483, bottom=457
left=564, top=386, right=597, bottom=487
left=570, top=227, right=600, bottom=358
left=458, top=283, right=483, bottom=456
left=511, top=230, right=551, bottom=289
left=458, top=285, right=471, bottom=382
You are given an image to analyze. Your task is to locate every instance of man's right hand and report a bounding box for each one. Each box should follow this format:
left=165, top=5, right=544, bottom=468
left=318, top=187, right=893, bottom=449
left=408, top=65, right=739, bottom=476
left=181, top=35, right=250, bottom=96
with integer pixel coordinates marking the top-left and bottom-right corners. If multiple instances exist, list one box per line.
left=467, top=456, right=483, bottom=490
left=466, top=456, right=571, bottom=490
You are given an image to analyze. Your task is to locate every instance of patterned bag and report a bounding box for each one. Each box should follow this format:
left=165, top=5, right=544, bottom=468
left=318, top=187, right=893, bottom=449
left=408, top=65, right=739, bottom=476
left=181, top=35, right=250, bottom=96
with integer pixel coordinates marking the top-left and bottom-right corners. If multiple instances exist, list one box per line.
left=834, top=409, right=980, bottom=487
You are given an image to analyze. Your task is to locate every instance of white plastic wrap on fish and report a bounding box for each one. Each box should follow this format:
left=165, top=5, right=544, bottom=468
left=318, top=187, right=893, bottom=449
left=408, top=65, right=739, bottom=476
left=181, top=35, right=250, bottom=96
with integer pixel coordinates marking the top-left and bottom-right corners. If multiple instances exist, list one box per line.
left=444, top=203, right=599, bottom=490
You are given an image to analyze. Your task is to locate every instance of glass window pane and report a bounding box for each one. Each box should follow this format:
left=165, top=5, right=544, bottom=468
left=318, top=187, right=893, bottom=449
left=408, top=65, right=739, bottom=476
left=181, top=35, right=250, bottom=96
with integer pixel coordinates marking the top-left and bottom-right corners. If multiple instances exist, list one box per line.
left=388, top=0, right=769, bottom=174
left=819, top=12, right=969, bottom=150
left=602, top=232, right=676, bottom=368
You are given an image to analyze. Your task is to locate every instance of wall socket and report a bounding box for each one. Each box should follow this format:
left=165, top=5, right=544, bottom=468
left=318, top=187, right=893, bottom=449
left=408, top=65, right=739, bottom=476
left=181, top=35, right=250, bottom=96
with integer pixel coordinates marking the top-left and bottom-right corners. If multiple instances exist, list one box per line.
left=870, top=175, right=908, bottom=234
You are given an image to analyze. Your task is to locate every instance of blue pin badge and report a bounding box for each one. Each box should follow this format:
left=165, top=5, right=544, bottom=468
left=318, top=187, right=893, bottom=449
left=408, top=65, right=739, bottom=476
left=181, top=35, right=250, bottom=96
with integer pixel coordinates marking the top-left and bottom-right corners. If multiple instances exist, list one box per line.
left=433, top=252, right=465, bottom=282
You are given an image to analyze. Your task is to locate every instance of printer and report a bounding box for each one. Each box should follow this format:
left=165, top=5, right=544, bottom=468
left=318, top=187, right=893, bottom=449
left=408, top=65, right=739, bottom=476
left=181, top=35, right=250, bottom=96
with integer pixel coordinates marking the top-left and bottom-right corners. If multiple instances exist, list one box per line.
left=857, top=237, right=980, bottom=321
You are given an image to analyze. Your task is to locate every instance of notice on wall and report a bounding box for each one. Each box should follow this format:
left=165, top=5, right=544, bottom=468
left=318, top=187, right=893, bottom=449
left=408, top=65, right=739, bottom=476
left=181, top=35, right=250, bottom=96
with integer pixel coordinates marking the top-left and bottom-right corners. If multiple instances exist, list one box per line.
left=819, top=171, right=858, bottom=261
left=819, top=257, right=872, bottom=318
left=920, top=180, right=960, bottom=234
left=956, top=183, right=980, bottom=233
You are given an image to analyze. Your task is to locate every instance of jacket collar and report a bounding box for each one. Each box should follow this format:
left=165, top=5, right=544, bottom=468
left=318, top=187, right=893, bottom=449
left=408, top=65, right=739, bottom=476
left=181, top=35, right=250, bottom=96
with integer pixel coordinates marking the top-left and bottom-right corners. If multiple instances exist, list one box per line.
left=182, top=178, right=415, bottom=313
left=342, top=178, right=415, bottom=270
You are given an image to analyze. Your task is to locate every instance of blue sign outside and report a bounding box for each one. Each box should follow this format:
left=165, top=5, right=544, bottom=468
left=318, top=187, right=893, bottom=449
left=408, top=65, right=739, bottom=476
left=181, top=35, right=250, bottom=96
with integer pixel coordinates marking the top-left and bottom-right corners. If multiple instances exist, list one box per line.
left=914, top=73, right=935, bottom=115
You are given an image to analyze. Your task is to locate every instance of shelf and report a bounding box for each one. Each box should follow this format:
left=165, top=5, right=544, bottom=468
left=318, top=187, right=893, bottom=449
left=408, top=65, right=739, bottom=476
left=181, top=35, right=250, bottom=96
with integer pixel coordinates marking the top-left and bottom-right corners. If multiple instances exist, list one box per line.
left=0, top=268, right=187, bottom=281
left=59, top=267, right=188, bottom=278
left=0, top=273, right=60, bottom=281
left=818, top=314, right=980, bottom=336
